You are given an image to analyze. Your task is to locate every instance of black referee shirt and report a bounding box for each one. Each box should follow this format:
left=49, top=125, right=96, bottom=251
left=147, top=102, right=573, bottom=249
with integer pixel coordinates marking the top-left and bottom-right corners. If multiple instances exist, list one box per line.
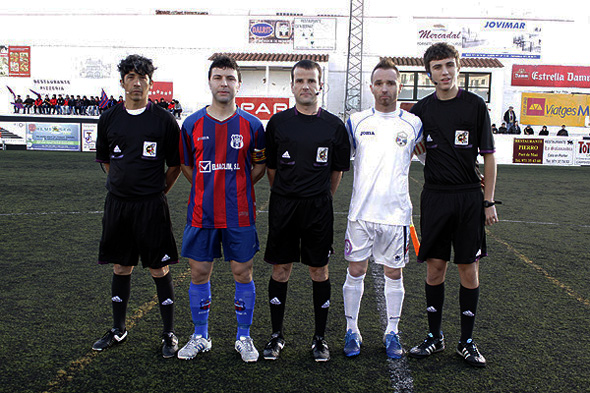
left=266, top=107, right=350, bottom=198
left=96, top=102, right=180, bottom=198
left=410, top=89, right=495, bottom=186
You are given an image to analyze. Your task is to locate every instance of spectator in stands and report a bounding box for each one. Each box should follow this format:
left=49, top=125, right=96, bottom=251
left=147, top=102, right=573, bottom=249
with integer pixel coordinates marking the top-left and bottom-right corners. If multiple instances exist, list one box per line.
left=57, top=94, right=65, bottom=115
left=498, top=122, right=507, bottom=134
left=14, top=95, right=23, bottom=113
left=557, top=125, right=568, bottom=136
left=539, top=125, right=549, bottom=136
left=173, top=99, right=182, bottom=119
left=69, top=94, right=76, bottom=114
left=158, top=97, right=168, bottom=109
left=34, top=96, right=43, bottom=114
left=117, top=95, right=124, bottom=104
left=523, top=125, right=534, bottom=135
left=74, top=95, right=82, bottom=115
left=509, top=120, right=521, bottom=134
left=491, top=124, right=498, bottom=134
left=82, top=96, right=90, bottom=115
left=43, top=95, right=52, bottom=115
left=50, top=94, right=58, bottom=114
left=167, top=99, right=175, bottom=114
left=63, top=95, right=71, bottom=115
left=108, top=95, right=117, bottom=108
left=24, top=95, right=34, bottom=114
left=503, top=106, right=516, bottom=130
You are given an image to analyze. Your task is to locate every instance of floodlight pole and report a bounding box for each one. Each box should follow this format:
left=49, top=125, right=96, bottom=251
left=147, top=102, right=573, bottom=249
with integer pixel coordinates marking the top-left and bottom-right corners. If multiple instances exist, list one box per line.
left=344, top=0, right=364, bottom=118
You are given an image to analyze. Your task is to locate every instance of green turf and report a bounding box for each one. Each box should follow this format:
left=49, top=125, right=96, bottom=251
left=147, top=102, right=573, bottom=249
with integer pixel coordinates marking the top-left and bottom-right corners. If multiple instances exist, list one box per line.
left=1, top=151, right=589, bottom=393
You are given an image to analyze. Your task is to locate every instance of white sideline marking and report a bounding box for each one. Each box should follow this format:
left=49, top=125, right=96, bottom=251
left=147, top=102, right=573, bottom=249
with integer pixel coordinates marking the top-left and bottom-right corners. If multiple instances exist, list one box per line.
left=0, top=210, right=103, bottom=217
left=370, top=263, right=414, bottom=393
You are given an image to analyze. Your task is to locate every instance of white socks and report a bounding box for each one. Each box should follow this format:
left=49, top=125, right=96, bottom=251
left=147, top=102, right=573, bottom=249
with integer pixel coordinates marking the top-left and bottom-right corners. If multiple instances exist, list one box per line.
left=342, top=269, right=365, bottom=333
left=384, top=275, right=404, bottom=334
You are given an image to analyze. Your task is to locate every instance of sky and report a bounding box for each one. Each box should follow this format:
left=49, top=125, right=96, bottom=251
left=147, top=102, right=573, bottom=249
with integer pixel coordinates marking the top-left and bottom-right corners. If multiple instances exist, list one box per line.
left=0, top=0, right=588, bottom=21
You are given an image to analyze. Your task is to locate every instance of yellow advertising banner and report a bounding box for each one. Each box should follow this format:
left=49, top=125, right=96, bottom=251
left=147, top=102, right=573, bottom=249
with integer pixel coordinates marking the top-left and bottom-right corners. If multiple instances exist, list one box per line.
left=520, top=93, right=590, bottom=127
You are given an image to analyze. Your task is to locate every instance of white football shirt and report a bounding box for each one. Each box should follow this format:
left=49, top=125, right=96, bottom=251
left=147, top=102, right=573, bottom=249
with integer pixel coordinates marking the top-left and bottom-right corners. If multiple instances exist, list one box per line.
left=346, top=108, right=423, bottom=225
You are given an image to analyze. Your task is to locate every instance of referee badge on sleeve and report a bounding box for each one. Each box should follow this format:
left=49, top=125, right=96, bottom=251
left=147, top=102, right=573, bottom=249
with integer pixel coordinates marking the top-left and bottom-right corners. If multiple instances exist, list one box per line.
left=143, top=141, right=157, bottom=159
left=316, top=147, right=329, bottom=163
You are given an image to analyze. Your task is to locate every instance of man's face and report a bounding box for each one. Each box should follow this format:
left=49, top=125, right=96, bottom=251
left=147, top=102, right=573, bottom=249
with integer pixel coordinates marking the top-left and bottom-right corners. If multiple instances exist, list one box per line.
left=291, top=67, right=322, bottom=106
left=209, top=67, right=241, bottom=104
left=428, top=57, right=459, bottom=92
left=121, top=71, right=152, bottom=103
left=370, top=68, right=402, bottom=109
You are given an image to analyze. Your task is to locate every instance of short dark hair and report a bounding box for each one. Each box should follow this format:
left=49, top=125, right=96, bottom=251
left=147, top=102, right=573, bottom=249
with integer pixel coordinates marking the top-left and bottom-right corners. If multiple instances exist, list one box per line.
left=118, top=54, right=156, bottom=81
left=371, top=57, right=400, bottom=83
left=208, top=55, right=242, bottom=82
left=291, top=59, right=322, bottom=82
left=423, top=42, right=460, bottom=74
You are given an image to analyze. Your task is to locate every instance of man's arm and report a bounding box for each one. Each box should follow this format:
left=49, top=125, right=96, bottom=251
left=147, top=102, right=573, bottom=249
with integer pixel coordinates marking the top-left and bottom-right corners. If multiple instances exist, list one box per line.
left=267, top=168, right=276, bottom=188
left=482, top=153, right=498, bottom=226
left=251, top=163, right=266, bottom=185
left=164, top=165, right=181, bottom=194
left=180, top=164, right=193, bottom=185
left=330, top=171, right=343, bottom=197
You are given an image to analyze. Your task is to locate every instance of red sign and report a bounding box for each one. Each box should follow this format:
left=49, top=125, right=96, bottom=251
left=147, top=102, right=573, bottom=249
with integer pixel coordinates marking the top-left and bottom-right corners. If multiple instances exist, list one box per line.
left=236, top=97, right=289, bottom=121
left=512, top=65, right=590, bottom=88
left=149, top=81, right=173, bottom=101
left=513, top=138, right=544, bottom=164
left=9, top=46, right=30, bottom=77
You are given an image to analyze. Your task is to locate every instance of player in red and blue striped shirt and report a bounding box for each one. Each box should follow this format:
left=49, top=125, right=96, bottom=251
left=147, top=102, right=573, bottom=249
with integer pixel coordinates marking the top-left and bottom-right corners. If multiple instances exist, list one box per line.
left=177, top=56, right=266, bottom=363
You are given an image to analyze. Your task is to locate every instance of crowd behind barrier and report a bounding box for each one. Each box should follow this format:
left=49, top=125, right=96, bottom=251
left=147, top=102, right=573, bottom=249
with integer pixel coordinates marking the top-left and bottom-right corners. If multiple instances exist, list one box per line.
left=10, top=94, right=183, bottom=119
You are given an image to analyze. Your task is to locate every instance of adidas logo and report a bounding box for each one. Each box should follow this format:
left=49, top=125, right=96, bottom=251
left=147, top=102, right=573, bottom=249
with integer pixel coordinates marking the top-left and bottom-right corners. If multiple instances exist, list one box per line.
left=426, top=135, right=433, bottom=142
left=112, top=296, right=123, bottom=303
left=270, top=297, right=282, bottom=305
left=114, top=145, right=121, bottom=153
left=162, top=298, right=174, bottom=306
left=161, top=254, right=171, bottom=262
left=321, top=300, right=330, bottom=309
left=462, top=310, right=475, bottom=317
left=426, top=306, right=437, bottom=313
left=282, top=151, right=291, bottom=159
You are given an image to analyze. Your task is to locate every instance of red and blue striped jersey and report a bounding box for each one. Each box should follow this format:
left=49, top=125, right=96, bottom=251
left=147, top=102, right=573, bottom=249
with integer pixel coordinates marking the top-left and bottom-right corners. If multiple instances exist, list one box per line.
left=180, top=107, right=266, bottom=228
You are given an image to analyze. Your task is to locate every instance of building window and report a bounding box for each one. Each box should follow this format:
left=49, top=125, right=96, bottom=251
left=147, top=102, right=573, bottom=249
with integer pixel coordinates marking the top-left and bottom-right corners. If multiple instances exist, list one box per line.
left=400, top=71, right=491, bottom=103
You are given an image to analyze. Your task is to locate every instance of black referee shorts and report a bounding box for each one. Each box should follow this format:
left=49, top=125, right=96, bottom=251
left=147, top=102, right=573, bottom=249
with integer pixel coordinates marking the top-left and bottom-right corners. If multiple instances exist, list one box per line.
left=417, top=184, right=487, bottom=264
left=98, top=192, right=179, bottom=269
left=264, top=192, right=333, bottom=267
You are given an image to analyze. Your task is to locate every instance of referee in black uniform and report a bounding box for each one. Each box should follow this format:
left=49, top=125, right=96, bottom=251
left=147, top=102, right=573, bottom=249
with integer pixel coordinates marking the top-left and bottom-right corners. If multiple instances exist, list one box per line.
left=262, top=60, right=350, bottom=362
left=407, top=43, right=499, bottom=367
left=93, top=55, right=181, bottom=358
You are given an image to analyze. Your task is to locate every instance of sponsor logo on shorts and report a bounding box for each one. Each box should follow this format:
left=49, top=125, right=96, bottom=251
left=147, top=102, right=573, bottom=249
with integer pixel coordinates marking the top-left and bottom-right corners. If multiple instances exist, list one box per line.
left=427, top=135, right=434, bottom=142
left=344, top=239, right=352, bottom=256
left=316, top=147, right=329, bottom=163
left=455, top=130, right=469, bottom=146
left=161, top=254, right=170, bottom=262
left=114, top=145, right=122, bottom=153
left=282, top=151, right=291, bottom=159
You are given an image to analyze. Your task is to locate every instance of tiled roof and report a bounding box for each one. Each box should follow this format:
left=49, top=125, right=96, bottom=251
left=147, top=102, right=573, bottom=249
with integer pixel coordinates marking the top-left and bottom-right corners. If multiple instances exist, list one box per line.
left=209, top=53, right=502, bottom=68
left=209, top=53, right=329, bottom=63
left=390, top=56, right=504, bottom=68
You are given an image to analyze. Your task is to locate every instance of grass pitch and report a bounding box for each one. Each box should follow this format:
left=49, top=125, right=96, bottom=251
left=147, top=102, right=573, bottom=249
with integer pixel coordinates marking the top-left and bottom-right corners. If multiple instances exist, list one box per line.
left=0, top=151, right=589, bottom=393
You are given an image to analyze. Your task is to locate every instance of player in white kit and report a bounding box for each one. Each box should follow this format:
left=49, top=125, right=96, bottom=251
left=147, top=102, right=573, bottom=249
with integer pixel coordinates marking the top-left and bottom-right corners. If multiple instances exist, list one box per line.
left=342, top=57, right=424, bottom=358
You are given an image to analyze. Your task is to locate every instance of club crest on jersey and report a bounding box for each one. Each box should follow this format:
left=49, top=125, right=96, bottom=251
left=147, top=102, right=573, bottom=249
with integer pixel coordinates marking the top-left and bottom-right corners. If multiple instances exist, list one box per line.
left=396, top=132, right=408, bottom=147
left=455, top=130, right=469, bottom=146
left=230, top=134, right=244, bottom=149
left=316, top=147, right=329, bottom=163
left=143, top=141, right=157, bottom=158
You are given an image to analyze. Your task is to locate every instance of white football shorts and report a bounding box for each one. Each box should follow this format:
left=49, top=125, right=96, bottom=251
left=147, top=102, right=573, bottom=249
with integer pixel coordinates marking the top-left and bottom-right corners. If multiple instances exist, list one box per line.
left=344, top=219, right=409, bottom=268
